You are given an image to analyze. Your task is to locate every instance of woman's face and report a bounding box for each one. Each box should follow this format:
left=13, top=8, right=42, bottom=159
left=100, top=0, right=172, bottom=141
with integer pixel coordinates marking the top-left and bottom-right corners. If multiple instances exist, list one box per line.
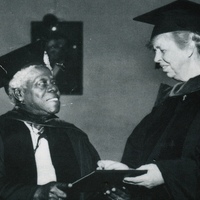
left=152, top=33, right=192, bottom=81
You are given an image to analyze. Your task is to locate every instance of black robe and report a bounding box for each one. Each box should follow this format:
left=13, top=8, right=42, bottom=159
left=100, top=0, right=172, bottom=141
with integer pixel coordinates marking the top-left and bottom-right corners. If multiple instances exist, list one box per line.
left=122, top=76, right=200, bottom=200
left=0, top=109, right=100, bottom=200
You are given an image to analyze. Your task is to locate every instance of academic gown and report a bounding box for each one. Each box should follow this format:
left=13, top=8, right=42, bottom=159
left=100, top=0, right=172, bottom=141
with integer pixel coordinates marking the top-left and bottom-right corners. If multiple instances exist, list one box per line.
left=0, top=109, right=100, bottom=200
left=122, top=75, right=200, bottom=200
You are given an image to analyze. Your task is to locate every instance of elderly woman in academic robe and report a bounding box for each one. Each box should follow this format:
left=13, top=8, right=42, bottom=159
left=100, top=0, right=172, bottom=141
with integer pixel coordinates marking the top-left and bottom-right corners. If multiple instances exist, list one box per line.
left=98, top=1, right=200, bottom=200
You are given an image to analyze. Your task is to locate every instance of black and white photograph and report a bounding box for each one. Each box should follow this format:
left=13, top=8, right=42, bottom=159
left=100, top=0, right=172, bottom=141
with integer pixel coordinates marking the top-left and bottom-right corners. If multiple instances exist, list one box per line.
left=0, top=0, right=199, bottom=199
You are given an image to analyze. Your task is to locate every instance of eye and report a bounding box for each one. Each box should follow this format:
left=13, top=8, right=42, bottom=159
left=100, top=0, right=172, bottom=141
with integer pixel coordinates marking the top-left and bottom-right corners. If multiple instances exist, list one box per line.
left=160, top=49, right=166, bottom=53
left=51, top=79, right=56, bottom=85
left=153, top=49, right=159, bottom=54
left=36, top=79, right=48, bottom=88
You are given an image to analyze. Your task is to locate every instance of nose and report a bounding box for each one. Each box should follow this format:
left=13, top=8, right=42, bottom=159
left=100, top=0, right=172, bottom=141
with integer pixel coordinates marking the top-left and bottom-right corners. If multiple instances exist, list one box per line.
left=48, top=83, right=59, bottom=93
left=154, top=51, right=162, bottom=63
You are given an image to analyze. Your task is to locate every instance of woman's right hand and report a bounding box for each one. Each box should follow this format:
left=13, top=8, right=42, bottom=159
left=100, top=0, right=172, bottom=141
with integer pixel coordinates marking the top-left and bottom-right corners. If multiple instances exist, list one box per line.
left=97, top=160, right=129, bottom=170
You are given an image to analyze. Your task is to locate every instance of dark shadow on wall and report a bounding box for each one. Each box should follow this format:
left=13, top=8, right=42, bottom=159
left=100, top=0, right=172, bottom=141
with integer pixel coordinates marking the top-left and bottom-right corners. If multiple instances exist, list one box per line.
left=31, top=14, right=83, bottom=95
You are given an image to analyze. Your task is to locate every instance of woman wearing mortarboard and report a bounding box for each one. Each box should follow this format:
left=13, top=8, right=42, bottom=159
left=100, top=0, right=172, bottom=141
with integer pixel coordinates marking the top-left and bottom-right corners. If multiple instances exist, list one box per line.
left=98, top=1, right=200, bottom=199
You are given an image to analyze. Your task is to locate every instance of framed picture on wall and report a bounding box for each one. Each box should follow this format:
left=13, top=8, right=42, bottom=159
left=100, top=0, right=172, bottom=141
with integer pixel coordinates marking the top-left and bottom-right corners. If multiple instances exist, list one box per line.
left=31, top=14, right=83, bottom=95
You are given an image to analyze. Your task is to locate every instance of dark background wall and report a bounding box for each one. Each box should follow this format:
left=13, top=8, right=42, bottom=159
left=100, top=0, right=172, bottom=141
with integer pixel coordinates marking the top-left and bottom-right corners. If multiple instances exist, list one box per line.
left=0, top=0, right=197, bottom=161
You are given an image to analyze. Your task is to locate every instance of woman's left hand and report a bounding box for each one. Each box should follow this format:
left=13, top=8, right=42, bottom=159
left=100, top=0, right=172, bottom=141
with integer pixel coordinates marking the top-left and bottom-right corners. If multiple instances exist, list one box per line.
left=123, top=164, right=164, bottom=189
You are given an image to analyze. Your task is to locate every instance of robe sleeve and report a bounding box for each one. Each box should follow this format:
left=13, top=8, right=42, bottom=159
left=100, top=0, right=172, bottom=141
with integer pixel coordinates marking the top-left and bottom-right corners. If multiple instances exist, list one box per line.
left=155, top=115, right=200, bottom=200
left=65, top=125, right=100, bottom=176
left=65, top=125, right=101, bottom=200
left=121, top=114, right=150, bottom=168
left=156, top=158, right=199, bottom=200
left=0, top=133, right=38, bottom=200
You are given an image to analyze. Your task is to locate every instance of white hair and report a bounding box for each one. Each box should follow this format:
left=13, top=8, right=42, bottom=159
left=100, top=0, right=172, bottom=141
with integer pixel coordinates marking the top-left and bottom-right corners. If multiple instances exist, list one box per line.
left=8, top=64, right=50, bottom=105
left=9, top=65, right=38, bottom=90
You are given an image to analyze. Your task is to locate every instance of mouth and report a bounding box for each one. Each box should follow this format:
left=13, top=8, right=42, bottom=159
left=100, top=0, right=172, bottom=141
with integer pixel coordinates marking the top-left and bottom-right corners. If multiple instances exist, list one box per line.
left=46, top=97, right=59, bottom=102
left=160, top=64, right=167, bottom=68
left=160, top=65, right=169, bottom=71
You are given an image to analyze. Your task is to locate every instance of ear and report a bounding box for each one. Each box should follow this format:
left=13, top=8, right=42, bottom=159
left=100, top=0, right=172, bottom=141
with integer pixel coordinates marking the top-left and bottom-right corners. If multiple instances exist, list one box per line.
left=13, top=88, right=25, bottom=102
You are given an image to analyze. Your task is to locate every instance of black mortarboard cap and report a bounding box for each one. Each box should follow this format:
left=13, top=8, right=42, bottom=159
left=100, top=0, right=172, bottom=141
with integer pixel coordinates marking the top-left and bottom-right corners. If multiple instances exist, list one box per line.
left=133, top=0, right=200, bottom=39
left=0, top=40, right=45, bottom=89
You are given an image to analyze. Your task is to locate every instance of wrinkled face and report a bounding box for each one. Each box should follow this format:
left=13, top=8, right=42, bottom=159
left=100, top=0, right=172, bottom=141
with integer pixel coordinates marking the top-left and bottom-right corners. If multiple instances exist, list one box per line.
left=22, top=67, right=60, bottom=116
left=153, top=33, right=191, bottom=81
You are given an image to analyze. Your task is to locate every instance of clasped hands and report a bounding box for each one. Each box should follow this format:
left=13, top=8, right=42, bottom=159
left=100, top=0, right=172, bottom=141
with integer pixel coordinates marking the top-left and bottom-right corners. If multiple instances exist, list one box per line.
left=33, top=182, right=68, bottom=200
